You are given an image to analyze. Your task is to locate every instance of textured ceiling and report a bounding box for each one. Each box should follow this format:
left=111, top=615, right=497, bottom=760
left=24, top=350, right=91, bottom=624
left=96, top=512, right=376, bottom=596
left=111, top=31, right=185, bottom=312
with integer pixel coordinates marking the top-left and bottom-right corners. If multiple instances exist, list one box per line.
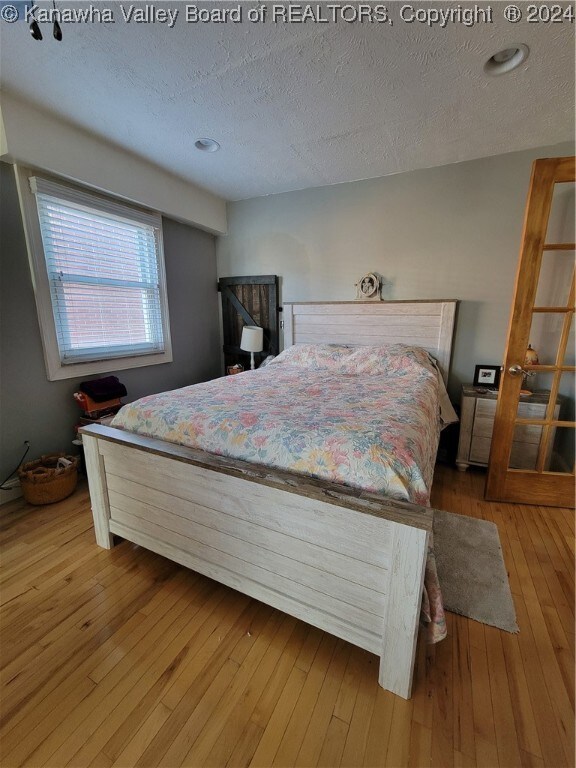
left=1, top=1, right=574, bottom=200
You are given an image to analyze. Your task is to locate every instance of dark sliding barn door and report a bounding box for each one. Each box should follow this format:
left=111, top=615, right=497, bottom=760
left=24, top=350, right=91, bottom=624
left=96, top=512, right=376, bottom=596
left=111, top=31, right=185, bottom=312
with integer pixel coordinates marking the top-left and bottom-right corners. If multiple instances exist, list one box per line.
left=218, top=275, right=279, bottom=371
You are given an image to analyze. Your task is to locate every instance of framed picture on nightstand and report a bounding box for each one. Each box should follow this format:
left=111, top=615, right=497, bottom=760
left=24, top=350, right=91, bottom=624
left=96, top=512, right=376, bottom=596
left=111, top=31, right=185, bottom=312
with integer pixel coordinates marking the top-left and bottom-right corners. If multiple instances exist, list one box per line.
left=473, top=364, right=501, bottom=389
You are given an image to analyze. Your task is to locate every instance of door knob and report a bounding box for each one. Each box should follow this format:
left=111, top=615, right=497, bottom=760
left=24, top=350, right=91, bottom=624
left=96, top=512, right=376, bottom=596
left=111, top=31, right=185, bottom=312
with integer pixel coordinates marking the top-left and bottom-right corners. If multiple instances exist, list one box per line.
left=508, top=364, right=534, bottom=376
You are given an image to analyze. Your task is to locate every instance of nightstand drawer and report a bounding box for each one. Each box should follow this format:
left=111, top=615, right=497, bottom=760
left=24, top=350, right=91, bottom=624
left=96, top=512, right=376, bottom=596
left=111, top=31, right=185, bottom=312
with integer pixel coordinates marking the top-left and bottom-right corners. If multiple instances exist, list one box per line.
left=472, top=399, right=550, bottom=439
left=472, top=414, right=495, bottom=439
left=469, top=436, right=539, bottom=468
left=469, top=436, right=491, bottom=464
left=473, top=417, right=544, bottom=444
left=475, top=398, right=547, bottom=420
left=517, top=401, right=548, bottom=418
left=513, top=423, right=544, bottom=445
left=475, top=399, right=497, bottom=418
left=510, top=441, right=539, bottom=469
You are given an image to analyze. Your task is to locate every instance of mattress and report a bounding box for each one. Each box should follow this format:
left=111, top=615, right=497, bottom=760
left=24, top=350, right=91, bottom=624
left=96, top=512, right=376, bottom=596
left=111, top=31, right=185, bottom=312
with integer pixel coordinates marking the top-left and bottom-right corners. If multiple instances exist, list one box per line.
left=112, top=343, right=450, bottom=506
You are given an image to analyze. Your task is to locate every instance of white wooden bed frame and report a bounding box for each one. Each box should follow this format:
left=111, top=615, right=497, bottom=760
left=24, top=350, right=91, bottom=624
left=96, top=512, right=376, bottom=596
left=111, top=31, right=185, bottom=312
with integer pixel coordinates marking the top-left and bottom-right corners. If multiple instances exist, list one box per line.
left=81, top=300, right=457, bottom=699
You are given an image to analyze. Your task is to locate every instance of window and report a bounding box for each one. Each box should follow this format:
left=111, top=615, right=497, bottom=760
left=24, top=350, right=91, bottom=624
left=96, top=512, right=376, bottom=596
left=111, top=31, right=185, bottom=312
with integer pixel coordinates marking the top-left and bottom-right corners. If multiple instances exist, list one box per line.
left=18, top=169, right=172, bottom=380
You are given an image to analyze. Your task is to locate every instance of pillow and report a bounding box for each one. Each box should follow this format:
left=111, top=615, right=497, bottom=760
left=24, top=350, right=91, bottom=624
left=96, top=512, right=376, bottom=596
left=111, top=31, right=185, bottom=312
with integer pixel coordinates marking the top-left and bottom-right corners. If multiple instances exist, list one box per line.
left=267, top=343, right=352, bottom=370
left=335, top=344, right=437, bottom=376
left=267, top=342, right=436, bottom=376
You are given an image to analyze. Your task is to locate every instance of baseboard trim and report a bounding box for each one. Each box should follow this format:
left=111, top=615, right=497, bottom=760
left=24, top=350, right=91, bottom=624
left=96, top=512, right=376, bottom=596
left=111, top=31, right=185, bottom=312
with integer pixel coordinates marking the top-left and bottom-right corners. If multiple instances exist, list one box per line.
left=1, top=484, right=23, bottom=505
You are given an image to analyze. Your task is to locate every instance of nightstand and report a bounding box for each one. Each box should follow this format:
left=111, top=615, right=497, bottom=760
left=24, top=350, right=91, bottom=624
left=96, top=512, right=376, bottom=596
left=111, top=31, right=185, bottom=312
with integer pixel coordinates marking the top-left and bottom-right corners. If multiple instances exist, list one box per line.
left=456, top=385, right=562, bottom=472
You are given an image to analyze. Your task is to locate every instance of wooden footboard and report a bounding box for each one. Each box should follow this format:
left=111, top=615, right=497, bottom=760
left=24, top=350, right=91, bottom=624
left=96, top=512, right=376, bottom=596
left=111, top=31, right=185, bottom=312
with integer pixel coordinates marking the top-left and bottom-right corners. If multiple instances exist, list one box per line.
left=81, top=424, right=432, bottom=699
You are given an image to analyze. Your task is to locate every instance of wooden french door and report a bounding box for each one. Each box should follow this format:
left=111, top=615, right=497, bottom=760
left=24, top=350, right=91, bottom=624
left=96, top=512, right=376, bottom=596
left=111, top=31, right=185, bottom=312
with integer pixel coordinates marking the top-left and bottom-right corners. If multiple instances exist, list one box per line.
left=486, top=157, right=575, bottom=507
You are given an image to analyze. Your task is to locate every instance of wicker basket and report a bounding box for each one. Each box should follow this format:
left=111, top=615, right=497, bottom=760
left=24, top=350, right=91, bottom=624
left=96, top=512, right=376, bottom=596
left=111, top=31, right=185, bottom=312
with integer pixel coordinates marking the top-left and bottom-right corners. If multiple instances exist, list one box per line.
left=18, top=453, right=79, bottom=505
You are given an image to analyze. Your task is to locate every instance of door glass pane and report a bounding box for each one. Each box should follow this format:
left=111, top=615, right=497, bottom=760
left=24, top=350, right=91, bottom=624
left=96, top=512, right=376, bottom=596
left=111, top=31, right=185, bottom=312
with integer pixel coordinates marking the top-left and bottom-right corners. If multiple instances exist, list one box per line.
left=534, top=251, right=574, bottom=308
left=548, top=427, right=575, bottom=473
left=546, top=182, right=575, bottom=243
left=558, top=371, right=575, bottom=423
left=563, top=313, right=575, bottom=366
left=528, top=312, right=569, bottom=365
left=510, top=422, right=544, bottom=470
left=527, top=369, right=554, bottom=394
left=550, top=372, right=576, bottom=472
left=519, top=371, right=573, bottom=420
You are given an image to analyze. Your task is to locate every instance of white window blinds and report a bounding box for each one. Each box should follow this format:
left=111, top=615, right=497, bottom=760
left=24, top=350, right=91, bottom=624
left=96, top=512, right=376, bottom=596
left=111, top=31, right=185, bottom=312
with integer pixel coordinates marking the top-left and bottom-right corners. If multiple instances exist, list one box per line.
left=30, top=177, right=169, bottom=365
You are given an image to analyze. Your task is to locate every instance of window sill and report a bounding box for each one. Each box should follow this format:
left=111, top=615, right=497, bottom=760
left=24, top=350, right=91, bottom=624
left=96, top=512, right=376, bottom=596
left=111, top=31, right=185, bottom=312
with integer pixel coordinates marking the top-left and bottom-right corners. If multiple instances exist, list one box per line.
left=44, top=350, right=173, bottom=381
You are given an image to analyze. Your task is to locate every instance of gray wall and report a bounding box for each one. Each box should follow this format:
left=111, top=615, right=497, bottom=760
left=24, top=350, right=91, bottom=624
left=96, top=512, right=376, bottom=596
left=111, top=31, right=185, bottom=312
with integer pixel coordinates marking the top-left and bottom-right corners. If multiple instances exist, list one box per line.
left=0, top=161, right=221, bottom=480
left=217, top=141, right=574, bottom=402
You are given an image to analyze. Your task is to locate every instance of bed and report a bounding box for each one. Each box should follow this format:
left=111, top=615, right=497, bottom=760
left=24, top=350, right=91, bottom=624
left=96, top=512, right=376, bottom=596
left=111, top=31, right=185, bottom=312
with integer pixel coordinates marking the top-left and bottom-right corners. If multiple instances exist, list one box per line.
left=81, top=300, right=457, bottom=699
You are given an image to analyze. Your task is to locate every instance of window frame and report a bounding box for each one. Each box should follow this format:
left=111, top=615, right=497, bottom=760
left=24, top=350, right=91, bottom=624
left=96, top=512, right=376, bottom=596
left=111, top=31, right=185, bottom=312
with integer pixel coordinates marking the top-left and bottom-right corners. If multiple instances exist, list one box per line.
left=15, top=165, right=173, bottom=381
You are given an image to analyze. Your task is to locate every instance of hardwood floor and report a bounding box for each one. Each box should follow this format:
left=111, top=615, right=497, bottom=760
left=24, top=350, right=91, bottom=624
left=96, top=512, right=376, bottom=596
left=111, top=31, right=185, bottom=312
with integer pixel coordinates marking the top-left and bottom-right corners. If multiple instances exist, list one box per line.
left=0, top=464, right=573, bottom=767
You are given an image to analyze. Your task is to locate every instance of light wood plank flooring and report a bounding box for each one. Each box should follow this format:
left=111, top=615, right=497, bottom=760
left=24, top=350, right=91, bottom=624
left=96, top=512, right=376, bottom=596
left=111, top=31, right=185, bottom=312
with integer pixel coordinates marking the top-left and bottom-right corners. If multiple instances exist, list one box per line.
left=0, top=465, right=573, bottom=767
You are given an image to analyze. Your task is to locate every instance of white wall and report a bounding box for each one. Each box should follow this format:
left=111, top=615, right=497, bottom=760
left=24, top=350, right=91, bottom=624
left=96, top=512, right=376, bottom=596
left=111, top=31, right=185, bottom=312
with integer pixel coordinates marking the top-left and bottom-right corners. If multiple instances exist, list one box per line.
left=217, top=142, right=574, bottom=400
left=0, top=91, right=227, bottom=235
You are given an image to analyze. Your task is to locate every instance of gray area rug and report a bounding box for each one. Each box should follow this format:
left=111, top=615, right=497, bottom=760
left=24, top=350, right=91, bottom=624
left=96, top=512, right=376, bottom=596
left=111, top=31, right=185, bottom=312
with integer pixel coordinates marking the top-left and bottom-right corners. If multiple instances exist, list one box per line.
left=433, top=509, right=519, bottom=633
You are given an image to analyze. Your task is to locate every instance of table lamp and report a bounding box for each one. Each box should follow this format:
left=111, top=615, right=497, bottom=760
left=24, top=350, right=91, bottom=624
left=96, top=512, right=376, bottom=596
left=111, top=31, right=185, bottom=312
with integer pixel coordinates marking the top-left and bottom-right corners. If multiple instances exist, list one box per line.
left=240, top=325, right=264, bottom=370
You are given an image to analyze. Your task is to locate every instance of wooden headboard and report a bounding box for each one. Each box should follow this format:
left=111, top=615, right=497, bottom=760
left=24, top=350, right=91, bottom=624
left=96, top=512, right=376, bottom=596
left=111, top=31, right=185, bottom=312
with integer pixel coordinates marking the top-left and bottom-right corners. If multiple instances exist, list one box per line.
left=283, top=300, right=457, bottom=384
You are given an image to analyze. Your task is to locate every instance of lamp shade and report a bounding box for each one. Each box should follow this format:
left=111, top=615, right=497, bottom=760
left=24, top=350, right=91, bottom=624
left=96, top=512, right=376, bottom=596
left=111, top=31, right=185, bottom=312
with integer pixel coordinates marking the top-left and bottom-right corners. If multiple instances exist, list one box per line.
left=240, top=326, right=263, bottom=353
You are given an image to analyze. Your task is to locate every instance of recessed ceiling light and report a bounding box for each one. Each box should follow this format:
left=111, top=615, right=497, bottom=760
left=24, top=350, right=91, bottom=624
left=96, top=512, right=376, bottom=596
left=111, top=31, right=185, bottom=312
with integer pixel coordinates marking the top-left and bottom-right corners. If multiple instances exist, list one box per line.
left=484, top=44, right=529, bottom=76
left=195, top=138, right=220, bottom=153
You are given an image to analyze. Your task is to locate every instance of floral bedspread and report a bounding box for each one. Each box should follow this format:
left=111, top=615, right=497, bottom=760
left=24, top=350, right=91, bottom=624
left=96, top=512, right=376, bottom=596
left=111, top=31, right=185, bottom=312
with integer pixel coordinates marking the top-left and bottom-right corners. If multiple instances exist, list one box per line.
left=112, top=343, right=449, bottom=642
